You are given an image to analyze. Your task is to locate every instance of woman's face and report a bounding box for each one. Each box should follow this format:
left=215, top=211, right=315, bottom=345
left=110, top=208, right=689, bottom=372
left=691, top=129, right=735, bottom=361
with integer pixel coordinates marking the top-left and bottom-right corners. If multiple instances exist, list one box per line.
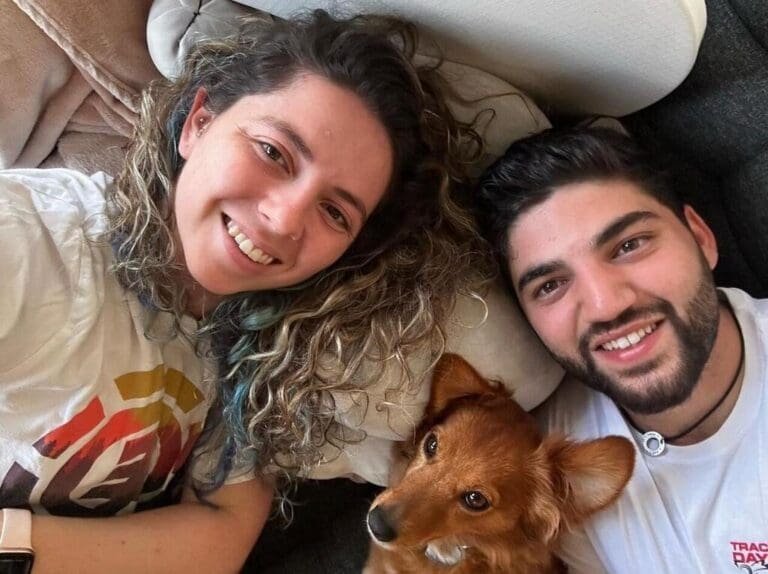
left=174, top=73, right=393, bottom=311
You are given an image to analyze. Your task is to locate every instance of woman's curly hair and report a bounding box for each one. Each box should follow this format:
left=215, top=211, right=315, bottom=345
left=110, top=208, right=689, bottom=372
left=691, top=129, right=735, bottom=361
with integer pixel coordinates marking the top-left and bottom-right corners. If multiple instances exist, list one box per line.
left=107, top=9, right=491, bottom=493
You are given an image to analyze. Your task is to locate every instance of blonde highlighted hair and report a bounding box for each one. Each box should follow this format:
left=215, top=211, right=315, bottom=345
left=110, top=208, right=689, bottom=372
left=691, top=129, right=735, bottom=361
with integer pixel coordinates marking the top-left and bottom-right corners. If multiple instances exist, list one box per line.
left=108, top=9, right=490, bottom=490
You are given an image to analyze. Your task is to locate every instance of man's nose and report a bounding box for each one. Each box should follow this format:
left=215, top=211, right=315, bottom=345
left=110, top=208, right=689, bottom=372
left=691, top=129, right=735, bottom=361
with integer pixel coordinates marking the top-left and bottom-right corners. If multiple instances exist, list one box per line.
left=577, top=263, right=638, bottom=325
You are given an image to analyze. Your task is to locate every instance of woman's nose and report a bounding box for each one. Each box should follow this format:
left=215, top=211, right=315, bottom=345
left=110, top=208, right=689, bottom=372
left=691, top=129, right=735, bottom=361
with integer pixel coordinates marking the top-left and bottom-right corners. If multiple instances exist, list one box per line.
left=257, top=182, right=312, bottom=241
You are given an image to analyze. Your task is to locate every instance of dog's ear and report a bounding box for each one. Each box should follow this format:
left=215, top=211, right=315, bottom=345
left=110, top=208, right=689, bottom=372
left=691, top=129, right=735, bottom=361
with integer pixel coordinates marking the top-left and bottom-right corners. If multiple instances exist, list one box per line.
left=425, top=354, right=499, bottom=418
left=547, top=435, right=635, bottom=526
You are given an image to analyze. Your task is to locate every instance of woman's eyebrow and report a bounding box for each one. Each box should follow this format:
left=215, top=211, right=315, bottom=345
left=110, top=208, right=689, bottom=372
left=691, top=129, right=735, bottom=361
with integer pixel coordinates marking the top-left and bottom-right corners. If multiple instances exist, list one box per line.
left=332, top=186, right=367, bottom=221
left=258, top=115, right=314, bottom=161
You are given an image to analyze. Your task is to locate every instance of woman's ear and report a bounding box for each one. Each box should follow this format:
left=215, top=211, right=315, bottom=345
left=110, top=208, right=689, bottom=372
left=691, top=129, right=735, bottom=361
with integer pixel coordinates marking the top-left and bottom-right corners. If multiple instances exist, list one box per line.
left=178, top=87, right=213, bottom=160
left=683, top=204, right=719, bottom=270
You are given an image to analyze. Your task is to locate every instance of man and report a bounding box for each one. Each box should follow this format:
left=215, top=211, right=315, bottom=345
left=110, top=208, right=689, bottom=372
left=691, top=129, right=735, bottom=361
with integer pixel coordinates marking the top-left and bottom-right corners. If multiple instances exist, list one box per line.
left=477, top=127, right=767, bottom=573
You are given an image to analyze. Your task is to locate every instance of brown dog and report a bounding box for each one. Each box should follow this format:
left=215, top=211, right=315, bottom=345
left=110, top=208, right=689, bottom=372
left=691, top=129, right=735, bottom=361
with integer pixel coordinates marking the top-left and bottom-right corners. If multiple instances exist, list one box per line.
left=364, top=354, right=635, bottom=574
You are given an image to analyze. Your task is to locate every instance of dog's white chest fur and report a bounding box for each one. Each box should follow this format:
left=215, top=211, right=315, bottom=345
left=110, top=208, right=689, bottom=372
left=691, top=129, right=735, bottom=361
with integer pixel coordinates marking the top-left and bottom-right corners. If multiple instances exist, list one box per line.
left=425, top=542, right=469, bottom=566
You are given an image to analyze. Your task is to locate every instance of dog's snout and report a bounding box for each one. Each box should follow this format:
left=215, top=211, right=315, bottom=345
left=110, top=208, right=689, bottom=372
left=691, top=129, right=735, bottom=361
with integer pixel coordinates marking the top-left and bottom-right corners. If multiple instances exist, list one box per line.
left=367, top=505, right=398, bottom=543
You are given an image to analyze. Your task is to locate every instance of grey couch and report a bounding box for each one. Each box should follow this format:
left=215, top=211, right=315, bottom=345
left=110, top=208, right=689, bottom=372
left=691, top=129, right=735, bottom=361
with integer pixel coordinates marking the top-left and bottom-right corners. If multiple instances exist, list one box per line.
left=625, top=0, right=768, bottom=298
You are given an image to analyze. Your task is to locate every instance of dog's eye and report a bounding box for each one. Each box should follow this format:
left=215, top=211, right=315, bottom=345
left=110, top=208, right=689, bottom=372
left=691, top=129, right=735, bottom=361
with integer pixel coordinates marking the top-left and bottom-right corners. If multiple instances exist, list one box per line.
left=462, top=491, right=490, bottom=511
left=423, top=433, right=438, bottom=458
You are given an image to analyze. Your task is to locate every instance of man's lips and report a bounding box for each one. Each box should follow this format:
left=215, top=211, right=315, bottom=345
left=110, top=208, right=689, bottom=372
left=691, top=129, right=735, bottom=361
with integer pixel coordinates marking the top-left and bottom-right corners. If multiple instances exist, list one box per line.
left=590, top=320, right=666, bottom=367
left=591, top=319, right=663, bottom=351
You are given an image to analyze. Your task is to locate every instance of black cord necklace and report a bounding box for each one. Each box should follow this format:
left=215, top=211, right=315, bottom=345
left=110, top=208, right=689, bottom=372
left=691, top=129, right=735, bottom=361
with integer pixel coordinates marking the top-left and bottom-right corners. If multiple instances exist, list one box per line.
left=625, top=326, right=744, bottom=457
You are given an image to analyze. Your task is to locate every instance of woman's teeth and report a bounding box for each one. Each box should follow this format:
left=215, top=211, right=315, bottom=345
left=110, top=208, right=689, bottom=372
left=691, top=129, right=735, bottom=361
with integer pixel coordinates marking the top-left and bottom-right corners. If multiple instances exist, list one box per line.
left=226, top=221, right=275, bottom=265
left=601, top=324, right=656, bottom=351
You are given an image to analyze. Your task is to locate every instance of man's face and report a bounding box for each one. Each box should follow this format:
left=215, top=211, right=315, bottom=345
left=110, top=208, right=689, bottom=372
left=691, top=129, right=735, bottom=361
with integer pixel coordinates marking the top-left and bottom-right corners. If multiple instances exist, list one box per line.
left=507, top=179, right=721, bottom=415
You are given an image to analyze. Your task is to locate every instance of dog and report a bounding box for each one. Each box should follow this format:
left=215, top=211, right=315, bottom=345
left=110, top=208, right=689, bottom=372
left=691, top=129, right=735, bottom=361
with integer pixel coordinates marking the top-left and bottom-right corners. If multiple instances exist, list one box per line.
left=364, top=353, right=635, bottom=574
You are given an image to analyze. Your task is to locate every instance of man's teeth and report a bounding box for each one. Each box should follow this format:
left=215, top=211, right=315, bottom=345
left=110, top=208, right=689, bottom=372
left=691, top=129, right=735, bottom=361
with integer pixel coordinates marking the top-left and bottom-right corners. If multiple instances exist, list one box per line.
left=226, top=221, right=275, bottom=265
left=601, top=325, right=656, bottom=351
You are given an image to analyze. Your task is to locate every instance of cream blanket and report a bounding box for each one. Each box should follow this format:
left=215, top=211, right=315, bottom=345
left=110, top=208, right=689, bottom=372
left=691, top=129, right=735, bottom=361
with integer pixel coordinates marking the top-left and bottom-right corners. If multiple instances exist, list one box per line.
left=0, top=0, right=160, bottom=175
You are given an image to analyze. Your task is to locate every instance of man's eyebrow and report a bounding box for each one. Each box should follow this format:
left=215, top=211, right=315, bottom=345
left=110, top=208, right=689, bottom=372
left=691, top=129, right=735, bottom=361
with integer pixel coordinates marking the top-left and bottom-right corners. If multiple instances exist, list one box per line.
left=260, top=115, right=313, bottom=161
left=257, top=116, right=367, bottom=221
left=592, top=210, right=659, bottom=249
left=515, top=211, right=661, bottom=294
left=517, top=260, right=566, bottom=294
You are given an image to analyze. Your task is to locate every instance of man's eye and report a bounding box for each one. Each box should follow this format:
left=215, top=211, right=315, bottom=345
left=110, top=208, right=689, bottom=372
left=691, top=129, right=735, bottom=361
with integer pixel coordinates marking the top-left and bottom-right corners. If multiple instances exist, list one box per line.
left=615, top=236, right=647, bottom=257
left=259, top=142, right=288, bottom=170
left=534, top=279, right=564, bottom=299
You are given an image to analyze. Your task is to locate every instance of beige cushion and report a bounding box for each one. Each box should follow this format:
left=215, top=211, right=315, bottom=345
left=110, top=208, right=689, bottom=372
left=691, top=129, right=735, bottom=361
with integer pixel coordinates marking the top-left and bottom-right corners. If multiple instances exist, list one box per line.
left=430, top=57, right=550, bottom=172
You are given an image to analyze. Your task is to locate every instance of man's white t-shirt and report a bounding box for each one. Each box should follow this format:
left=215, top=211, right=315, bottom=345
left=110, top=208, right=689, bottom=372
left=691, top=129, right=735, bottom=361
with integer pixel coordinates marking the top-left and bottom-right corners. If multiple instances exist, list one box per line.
left=0, top=169, right=221, bottom=516
left=537, top=288, right=768, bottom=574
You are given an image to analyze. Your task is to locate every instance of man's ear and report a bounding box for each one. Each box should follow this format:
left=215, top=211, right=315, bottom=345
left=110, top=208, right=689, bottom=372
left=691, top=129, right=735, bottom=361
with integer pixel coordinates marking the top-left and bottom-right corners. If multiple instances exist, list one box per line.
left=683, top=204, right=719, bottom=270
left=178, top=87, right=213, bottom=160
left=546, top=435, right=635, bottom=527
left=424, top=354, right=500, bottom=419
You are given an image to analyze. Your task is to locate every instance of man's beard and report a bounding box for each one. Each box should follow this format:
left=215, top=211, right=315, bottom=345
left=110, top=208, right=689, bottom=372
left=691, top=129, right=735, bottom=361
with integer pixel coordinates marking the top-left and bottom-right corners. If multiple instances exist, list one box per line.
left=553, top=270, right=720, bottom=415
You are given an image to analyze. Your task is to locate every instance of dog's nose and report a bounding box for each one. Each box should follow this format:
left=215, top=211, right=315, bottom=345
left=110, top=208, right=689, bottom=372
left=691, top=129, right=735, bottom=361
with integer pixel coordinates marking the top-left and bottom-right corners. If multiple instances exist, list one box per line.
left=367, top=505, right=398, bottom=542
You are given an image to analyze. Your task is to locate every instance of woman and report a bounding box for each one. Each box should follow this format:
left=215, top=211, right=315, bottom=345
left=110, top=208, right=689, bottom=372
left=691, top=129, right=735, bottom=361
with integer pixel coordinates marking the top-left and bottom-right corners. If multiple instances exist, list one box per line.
left=0, top=10, right=482, bottom=573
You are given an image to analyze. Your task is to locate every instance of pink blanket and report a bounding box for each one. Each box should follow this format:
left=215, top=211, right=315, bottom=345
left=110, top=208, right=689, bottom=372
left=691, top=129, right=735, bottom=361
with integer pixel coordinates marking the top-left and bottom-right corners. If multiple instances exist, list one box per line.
left=1, top=0, right=160, bottom=174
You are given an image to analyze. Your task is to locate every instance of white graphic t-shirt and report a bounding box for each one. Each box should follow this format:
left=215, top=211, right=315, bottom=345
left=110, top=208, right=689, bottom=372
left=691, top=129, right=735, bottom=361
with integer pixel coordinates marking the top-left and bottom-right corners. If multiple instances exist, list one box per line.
left=0, top=169, right=219, bottom=516
left=537, top=288, right=768, bottom=574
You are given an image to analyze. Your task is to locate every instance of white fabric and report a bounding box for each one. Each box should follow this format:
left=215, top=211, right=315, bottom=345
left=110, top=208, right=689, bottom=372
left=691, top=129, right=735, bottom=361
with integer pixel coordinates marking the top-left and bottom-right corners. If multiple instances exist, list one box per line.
left=536, top=288, right=768, bottom=574
left=236, top=0, right=706, bottom=116
left=0, top=169, right=220, bottom=516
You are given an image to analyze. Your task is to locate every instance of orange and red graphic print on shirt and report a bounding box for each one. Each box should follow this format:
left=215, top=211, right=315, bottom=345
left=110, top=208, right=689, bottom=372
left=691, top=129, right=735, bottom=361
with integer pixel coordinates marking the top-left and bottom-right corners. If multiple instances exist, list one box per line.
left=0, top=366, right=206, bottom=516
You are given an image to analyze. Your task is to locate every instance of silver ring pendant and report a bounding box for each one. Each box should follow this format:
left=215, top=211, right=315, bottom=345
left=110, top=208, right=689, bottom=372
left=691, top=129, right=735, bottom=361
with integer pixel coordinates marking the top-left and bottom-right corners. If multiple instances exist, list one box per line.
left=641, top=431, right=666, bottom=457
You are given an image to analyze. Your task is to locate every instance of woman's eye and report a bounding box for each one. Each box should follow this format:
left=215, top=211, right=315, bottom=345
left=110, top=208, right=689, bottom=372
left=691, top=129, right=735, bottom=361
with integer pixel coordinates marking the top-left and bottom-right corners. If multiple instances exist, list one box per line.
left=259, top=142, right=288, bottom=170
left=323, top=203, right=351, bottom=232
left=423, top=433, right=438, bottom=458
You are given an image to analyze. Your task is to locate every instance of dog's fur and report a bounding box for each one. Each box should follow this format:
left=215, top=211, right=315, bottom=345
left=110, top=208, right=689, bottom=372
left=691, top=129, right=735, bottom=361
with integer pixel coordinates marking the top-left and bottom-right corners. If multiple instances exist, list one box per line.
left=364, top=354, right=635, bottom=574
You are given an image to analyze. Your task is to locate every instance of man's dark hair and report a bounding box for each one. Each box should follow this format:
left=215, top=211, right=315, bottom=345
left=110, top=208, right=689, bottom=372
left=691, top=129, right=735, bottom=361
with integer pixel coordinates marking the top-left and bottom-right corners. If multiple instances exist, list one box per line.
left=476, top=127, right=684, bottom=279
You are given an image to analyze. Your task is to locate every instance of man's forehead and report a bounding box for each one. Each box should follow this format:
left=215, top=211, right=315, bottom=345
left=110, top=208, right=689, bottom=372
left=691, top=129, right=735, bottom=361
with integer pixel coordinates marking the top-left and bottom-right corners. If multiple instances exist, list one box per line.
left=505, top=180, right=665, bottom=271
